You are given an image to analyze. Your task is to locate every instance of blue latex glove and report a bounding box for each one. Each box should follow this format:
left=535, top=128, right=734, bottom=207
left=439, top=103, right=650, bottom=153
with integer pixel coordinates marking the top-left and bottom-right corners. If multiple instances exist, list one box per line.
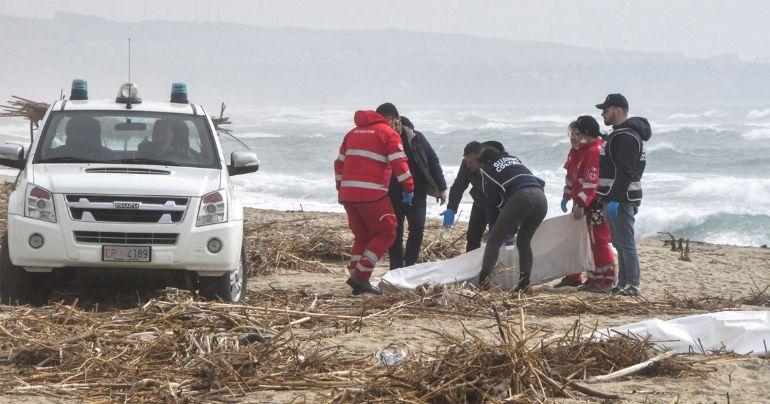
left=607, top=201, right=619, bottom=218
left=401, top=191, right=414, bottom=206
left=560, top=197, right=569, bottom=213
left=439, top=209, right=455, bottom=228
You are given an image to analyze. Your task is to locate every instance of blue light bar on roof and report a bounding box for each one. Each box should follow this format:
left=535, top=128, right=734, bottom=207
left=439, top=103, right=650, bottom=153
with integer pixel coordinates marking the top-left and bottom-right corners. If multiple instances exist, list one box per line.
left=170, top=82, right=188, bottom=104
left=70, top=79, right=88, bottom=100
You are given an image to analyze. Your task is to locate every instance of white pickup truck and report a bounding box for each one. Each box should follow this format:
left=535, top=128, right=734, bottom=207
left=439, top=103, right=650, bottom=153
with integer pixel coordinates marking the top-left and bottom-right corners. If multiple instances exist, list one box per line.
left=0, top=81, right=259, bottom=304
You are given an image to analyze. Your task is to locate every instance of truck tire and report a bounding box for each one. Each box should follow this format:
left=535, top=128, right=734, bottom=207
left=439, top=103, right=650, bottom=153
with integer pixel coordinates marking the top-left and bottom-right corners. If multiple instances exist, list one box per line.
left=0, top=234, right=47, bottom=305
left=198, top=243, right=248, bottom=303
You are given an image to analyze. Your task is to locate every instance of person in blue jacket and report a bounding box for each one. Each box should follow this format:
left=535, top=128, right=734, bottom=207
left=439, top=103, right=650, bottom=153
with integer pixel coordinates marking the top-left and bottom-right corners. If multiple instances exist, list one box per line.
left=475, top=146, right=547, bottom=293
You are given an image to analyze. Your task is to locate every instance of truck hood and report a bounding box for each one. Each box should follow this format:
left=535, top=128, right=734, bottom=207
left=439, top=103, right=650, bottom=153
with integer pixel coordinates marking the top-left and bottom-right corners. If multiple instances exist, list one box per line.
left=32, top=164, right=222, bottom=196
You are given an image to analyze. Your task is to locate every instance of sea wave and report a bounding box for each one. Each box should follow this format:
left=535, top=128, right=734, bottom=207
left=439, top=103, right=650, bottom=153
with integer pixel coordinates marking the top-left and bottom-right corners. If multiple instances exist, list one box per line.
left=637, top=208, right=769, bottom=246
left=522, top=114, right=574, bottom=124
left=650, top=123, right=723, bottom=134
left=665, top=113, right=699, bottom=120
left=646, top=141, right=684, bottom=154
left=661, top=109, right=727, bottom=120
left=675, top=177, right=770, bottom=207
left=236, top=132, right=285, bottom=138
left=742, top=127, right=770, bottom=140
left=702, top=109, right=727, bottom=118
left=746, top=108, right=770, bottom=119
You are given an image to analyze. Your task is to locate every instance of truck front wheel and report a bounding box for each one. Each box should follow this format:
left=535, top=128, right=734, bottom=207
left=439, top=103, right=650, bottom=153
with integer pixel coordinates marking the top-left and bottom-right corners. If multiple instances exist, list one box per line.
left=0, top=234, right=47, bottom=305
left=198, top=244, right=248, bottom=303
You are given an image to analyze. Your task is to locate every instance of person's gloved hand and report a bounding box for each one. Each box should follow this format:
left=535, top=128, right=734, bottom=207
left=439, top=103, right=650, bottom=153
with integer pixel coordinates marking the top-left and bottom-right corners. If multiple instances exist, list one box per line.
left=560, top=197, right=570, bottom=213
left=439, top=209, right=455, bottom=228
left=401, top=191, right=414, bottom=205
left=607, top=201, right=619, bottom=218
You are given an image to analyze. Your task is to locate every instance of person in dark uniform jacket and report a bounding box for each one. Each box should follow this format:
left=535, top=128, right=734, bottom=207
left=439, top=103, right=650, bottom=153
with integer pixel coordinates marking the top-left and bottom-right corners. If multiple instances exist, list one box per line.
left=595, top=93, right=652, bottom=297
left=475, top=146, right=547, bottom=293
left=441, top=140, right=505, bottom=252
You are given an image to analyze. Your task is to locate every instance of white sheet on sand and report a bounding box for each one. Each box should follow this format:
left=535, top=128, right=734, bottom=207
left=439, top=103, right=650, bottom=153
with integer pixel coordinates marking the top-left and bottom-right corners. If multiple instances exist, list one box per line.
left=592, top=311, right=770, bottom=356
left=379, top=215, right=595, bottom=290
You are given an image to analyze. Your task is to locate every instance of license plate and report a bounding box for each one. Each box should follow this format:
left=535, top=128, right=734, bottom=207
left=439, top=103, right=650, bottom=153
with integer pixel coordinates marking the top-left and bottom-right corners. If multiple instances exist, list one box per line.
left=102, top=245, right=151, bottom=262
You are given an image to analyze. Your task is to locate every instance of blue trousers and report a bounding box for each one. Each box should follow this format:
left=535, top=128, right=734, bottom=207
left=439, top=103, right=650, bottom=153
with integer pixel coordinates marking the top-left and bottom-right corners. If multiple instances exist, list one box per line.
left=607, top=201, right=641, bottom=287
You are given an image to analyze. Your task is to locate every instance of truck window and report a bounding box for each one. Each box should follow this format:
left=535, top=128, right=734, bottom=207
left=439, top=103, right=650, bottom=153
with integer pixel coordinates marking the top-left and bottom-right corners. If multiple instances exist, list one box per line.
left=34, top=111, right=220, bottom=169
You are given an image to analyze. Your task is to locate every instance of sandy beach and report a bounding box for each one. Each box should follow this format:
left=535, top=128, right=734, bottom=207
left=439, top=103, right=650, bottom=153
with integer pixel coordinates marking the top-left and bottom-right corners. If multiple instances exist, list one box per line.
left=0, top=185, right=769, bottom=402
left=238, top=208, right=770, bottom=402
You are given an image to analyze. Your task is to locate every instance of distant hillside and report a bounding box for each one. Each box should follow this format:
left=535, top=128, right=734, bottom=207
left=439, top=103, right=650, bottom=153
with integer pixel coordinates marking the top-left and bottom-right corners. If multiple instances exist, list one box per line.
left=0, top=12, right=767, bottom=107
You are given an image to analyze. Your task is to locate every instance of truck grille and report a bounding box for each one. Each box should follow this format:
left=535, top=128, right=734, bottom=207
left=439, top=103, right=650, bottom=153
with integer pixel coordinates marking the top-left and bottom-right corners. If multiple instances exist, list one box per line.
left=74, top=231, right=179, bottom=245
left=65, top=195, right=189, bottom=224
left=85, top=167, right=172, bottom=175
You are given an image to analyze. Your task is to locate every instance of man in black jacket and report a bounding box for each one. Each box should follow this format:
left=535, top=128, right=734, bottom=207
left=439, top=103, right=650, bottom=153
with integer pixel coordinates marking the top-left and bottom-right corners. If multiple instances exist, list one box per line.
left=441, top=141, right=487, bottom=251
left=388, top=116, right=448, bottom=269
left=595, top=93, right=652, bottom=297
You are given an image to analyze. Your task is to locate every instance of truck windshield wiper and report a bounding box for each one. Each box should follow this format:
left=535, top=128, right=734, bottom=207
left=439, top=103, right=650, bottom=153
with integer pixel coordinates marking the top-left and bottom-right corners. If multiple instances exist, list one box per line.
left=118, top=158, right=180, bottom=166
left=38, top=157, right=107, bottom=163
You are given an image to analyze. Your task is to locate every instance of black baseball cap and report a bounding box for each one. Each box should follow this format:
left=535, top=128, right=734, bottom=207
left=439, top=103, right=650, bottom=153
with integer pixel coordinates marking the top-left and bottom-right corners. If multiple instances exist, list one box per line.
left=595, top=93, right=628, bottom=109
left=574, top=115, right=601, bottom=138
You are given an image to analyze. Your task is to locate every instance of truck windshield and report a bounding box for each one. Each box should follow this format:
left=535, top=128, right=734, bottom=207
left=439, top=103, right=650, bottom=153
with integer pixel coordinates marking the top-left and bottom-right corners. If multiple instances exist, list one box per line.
left=34, top=111, right=220, bottom=168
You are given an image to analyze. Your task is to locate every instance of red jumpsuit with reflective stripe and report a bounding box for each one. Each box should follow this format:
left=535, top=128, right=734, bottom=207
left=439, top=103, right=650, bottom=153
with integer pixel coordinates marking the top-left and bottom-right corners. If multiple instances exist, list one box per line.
left=335, top=110, right=414, bottom=280
left=564, top=139, right=616, bottom=288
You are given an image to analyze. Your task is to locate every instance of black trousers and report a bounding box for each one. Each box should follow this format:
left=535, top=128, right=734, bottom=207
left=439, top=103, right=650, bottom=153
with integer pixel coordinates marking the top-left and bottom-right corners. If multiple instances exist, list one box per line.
left=480, top=187, right=548, bottom=283
left=466, top=202, right=487, bottom=252
left=388, top=193, right=427, bottom=269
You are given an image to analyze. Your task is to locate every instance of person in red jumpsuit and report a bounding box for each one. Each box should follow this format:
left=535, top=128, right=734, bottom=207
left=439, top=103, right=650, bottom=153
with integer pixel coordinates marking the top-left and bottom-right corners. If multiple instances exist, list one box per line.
left=553, top=120, right=586, bottom=288
left=334, top=103, right=414, bottom=295
left=561, top=116, right=617, bottom=292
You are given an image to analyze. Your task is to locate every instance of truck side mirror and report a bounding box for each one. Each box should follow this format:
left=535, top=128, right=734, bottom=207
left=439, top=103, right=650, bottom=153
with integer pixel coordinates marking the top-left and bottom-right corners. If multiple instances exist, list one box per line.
left=0, top=144, right=25, bottom=169
left=228, top=150, right=259, bottom=176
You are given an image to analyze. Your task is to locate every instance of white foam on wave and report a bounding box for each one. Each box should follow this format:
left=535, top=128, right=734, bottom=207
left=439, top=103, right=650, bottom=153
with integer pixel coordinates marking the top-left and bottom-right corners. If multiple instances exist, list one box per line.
left=641, top=172, right=690, bottom=184
left=236, top=132, right=285, bottom=139
left=650, top=122, right=723, bottom=134
left=661, top=109, right=726, bottom=121
left=636, top=206, right=709, bottom=239
left=702, top=109, right=727, bottom=118
left=646, top=141, right=684, bottom=154
left=233, top=171, right=336, bottom=198
left=675, top=176, right=770, bottom=207
left=479, top=121, right=523, bottom=130
left=746, top=108, right=770, bottom=119
left=665, top=113, right=699, bottom=120
left=742, top=127, right=770, bottom=140
left=0, top=168, right=18, bottom=177
left=522, top=114, right=574, bottom=124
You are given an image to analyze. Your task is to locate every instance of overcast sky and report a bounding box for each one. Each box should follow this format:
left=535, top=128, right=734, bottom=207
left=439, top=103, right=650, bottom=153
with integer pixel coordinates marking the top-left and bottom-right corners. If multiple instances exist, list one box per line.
left=2, top=0, right=770, bottom=60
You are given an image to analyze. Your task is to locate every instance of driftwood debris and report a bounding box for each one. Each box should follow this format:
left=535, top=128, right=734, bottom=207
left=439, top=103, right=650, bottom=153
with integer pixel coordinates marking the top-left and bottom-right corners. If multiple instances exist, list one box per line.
left=0, top=189, right=762, bottom=402
left=658, top=232, right=678, bottom=251
left=680, top=239, right=691, bottom=261
left=0, top=95, right=50, bottom=142
left=658, top=232, right=691, bottom=261
left=211, top=102, right=232, bottom=135
left=588, top=350, right=676, bottom=382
